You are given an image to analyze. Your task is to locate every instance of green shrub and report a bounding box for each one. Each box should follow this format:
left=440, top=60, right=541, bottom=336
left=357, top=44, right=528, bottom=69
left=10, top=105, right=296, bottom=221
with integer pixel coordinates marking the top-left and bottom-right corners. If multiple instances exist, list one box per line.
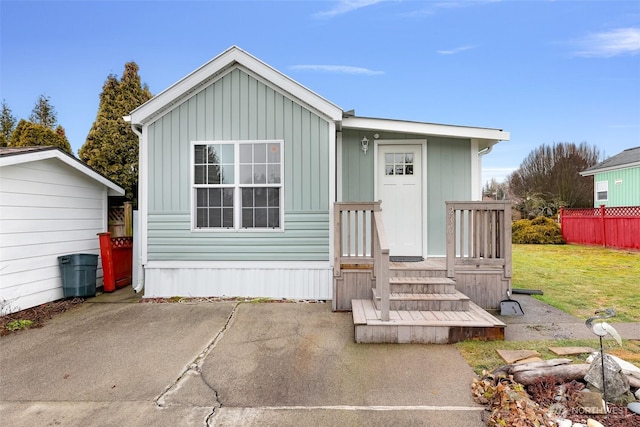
left=512, top=216, right=565, bottom=244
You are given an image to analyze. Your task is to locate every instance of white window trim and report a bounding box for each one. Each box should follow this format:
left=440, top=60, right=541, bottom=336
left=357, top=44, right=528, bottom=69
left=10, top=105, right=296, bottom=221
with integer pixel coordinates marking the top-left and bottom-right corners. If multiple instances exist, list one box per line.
left=595, top=180, right=608, bottom=202
left=191, top=140, right=285, bottom=232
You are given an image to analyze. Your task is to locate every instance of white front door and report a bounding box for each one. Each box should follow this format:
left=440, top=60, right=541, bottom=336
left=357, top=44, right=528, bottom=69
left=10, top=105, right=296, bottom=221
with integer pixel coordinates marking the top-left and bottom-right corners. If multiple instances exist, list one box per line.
left=377, top=145, right=423, bottom=257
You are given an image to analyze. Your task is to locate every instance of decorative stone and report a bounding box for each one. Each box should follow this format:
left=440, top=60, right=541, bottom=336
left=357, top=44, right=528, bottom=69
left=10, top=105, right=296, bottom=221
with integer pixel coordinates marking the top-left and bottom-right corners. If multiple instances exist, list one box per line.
left=635, top=388, right=640, bottom=400
left=548, top=346, right=595, bottom=356
left=578, top=390, right=606, bottom=415
left=496, top=349, right=540, bottom=364
left=628, top=401, right=640, bottom=415
left=514, top=356, right=544, bottom=364
left=586, top=419, right=604, bottom=427
left=584, top=353, right=630, bottom=401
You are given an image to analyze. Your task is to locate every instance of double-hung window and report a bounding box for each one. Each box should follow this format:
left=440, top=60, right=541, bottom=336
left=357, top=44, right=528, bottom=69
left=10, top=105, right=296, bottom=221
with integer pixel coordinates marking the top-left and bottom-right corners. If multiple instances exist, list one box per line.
left=595, top=180, right=608, bottom=202
left=193, top=141, right=283, bottom=230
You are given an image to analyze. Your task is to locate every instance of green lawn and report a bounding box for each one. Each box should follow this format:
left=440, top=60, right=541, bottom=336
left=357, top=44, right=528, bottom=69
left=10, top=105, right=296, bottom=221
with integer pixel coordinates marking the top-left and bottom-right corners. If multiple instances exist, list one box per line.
left=512, top=244, right=640, bottom=322
left=456, top=244, right=640, bottom=374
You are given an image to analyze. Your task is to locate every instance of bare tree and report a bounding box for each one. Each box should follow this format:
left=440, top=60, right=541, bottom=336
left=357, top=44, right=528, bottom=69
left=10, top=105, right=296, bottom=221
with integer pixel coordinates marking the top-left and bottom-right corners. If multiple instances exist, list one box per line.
left=508, top=142, right=600, bottom=217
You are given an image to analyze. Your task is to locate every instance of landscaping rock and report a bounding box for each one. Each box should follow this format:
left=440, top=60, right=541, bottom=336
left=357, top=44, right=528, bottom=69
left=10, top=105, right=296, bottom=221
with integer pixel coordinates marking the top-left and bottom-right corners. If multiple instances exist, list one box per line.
left=584, top=353, right=630, bottom=401
left=549, top=346, right=595, bottom=356
left=578, top=390, right=606, bottom=415
left=628, top=401, right=640, bottom=415
left=496, top=349, right=540, bottom=364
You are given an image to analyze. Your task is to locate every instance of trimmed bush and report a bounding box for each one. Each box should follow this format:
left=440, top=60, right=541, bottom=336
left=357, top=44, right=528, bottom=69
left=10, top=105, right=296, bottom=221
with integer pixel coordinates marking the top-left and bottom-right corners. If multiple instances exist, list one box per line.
left=512, top=216, right=565, bottom=244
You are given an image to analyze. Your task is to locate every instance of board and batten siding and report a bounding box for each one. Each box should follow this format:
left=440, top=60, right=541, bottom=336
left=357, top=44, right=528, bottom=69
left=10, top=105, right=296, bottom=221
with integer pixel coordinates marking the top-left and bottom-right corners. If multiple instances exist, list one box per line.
left=145, top=67, right=331, bottom=262
left=426, top=137, right=471, bottom=256
left=0, top=158, right=106, bottom=313
left=594, top=167, right=640, bottom=207
left=340, top=130, right=471, bottom=257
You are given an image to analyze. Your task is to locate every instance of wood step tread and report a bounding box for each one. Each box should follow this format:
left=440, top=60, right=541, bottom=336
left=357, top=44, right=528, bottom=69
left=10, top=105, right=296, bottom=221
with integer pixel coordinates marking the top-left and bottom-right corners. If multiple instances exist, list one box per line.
left=389, top=277, right=456, bottom=285
left=373, top=289, right=469, bottom=301
left=352, top=299, right=506, bottom=328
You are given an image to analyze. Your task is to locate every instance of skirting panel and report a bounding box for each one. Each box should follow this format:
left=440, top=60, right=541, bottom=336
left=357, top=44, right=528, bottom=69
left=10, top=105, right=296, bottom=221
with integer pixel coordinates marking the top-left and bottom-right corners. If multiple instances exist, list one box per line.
left=143, top=264, right=333, bottom=300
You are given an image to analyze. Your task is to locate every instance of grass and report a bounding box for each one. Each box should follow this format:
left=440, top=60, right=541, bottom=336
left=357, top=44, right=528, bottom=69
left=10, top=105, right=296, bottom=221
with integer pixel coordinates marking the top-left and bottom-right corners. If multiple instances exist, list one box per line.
left=512, top=244, right=640, bottom=322
left=456, top=244, right=640, bottom=374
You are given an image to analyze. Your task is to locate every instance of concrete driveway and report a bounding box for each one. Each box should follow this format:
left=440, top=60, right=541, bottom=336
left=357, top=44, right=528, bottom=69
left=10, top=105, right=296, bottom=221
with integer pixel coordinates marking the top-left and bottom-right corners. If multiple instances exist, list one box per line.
left=0, top=289, right=485, bottom=426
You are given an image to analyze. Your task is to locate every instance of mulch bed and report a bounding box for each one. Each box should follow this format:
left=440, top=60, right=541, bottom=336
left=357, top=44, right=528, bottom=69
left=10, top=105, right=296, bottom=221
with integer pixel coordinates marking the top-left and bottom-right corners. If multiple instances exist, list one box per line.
left=0, top=298, right=85, bottom=337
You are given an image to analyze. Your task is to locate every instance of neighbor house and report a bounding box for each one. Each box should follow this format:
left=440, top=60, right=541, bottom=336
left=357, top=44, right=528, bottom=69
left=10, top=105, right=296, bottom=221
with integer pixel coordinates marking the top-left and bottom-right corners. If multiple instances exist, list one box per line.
left=580, top=146, right=640, bottom=207
left=127, top=46, right=511, bottom=343
left=0, top=146, right=124, bottom=314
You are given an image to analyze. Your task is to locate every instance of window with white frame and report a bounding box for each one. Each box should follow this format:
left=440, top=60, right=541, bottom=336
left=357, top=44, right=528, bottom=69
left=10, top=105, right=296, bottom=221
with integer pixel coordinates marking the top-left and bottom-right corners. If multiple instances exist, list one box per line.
left=596, top=180, right=608, bottom=202
left=193, top=141, right=282, bottom=230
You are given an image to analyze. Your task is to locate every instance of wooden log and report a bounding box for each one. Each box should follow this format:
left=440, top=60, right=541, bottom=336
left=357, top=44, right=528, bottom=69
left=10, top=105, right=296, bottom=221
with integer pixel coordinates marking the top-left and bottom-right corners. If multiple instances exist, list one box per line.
left=510, top=358, right=573, bottom=373
left=512, top=363, right=591, bottom=385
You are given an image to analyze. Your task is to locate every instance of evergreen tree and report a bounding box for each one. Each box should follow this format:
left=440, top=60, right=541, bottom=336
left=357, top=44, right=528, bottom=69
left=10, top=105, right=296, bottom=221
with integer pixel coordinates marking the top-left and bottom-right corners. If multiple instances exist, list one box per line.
left=0, top=100, right=17, bottom=147
left=29, top=94, right=58, bottom=129
left=80, top=62, right=152, bottom=203
left=10, top=119, right=72, bottom=153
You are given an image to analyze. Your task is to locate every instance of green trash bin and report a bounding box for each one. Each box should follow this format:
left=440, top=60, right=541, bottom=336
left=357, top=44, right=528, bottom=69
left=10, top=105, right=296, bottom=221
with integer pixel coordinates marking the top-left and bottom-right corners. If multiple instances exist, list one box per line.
left=58, top=254, right=99, bottom=298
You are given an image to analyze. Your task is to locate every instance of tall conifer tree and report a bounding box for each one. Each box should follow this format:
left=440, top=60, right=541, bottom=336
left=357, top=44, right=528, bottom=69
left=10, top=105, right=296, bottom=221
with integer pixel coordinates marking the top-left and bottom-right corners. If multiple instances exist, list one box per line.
left=0, top=100, right=17, bottom=147
left=80, top=62, right=152, bottom=203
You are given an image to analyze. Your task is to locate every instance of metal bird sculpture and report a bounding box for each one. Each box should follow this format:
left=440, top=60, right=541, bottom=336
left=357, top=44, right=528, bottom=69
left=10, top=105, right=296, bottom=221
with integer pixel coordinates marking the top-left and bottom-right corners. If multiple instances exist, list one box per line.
left=585, top=308, right=620, bottom=419
left=586, top=308, right=622, bottom=346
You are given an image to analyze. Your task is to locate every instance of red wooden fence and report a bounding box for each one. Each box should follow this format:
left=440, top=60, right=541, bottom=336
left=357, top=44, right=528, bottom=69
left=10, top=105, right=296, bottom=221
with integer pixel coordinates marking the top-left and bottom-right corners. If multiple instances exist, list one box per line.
left=559, top=205, right=640, bottom=250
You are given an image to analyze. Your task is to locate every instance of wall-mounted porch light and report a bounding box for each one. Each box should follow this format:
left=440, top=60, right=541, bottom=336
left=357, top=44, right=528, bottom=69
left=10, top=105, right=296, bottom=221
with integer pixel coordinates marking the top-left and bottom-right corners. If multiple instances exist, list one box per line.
left=361, top=136, right=369, bottom=155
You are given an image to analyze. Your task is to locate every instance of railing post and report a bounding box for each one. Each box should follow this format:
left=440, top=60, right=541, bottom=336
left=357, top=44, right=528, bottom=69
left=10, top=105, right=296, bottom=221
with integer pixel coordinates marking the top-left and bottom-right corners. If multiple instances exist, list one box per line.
left=333, top=203, right=341, bottom=276
left=445, top=202, right=455, bottom=278
left=503, top=201, right=512, bottom=278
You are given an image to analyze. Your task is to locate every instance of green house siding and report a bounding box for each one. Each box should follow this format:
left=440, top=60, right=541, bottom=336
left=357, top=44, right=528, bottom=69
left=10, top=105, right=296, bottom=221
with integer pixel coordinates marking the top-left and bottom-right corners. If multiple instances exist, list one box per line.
left=340, top=130, right=471, bottom=256
left=146, top=68, right=331, bottom=261
left=593, top=167, right=640, bottom=207
left=426, top=137, right=471, bottom=256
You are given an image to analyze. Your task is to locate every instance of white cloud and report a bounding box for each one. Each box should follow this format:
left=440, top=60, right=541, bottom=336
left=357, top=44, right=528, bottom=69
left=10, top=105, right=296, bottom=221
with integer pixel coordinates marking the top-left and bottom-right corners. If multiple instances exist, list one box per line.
left=573, top=27, right=640, bottom=58
left=437, top=45, right=475, bottom=55
left=290, top=65, right=384, bottom=75
left=315, top=0, right=387, bottom=18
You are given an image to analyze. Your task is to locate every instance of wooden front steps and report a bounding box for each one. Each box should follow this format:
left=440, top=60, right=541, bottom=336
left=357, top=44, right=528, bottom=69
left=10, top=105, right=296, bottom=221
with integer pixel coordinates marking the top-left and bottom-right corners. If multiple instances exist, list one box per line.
left=352, top=265, right=505, bottom=344
left=352, top=299, right=506, bottom=344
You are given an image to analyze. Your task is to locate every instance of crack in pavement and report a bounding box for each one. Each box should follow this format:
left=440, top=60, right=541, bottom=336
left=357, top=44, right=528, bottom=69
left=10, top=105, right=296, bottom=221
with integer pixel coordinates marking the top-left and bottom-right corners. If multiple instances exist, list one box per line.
left=153, top=301, right=240, bottom=424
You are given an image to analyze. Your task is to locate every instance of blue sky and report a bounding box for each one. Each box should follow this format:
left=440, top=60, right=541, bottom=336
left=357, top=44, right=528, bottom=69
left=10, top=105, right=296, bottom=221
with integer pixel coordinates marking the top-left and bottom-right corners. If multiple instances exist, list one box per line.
left=2, top=0, right=639, bottom=185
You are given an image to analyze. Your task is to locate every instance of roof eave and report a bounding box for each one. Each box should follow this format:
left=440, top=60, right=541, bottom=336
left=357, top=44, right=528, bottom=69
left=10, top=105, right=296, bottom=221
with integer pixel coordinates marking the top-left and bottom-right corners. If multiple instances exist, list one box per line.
left=580, top=161, right=640, bottom=176
left=341, top=116, right=509, bottom=142
left=0, top=147, right=125, bottom=196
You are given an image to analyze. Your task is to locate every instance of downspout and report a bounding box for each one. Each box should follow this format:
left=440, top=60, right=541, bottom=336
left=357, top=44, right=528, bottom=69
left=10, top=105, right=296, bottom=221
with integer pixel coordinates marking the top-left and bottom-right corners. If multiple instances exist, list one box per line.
left=476, top=145, right=493, bottom=200
left=124, top=116, right=145, bottom=293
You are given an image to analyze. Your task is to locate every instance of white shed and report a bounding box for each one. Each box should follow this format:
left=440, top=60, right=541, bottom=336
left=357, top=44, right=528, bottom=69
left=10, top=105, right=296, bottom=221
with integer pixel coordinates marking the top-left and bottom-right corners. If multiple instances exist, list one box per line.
left=0, top=146, right=124, bottom=314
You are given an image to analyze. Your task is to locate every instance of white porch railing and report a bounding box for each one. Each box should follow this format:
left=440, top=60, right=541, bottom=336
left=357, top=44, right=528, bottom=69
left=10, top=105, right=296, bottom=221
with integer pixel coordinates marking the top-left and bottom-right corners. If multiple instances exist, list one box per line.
left=445, top=201, right=512, bottom=279
left=334, top=202, right=390, bottom=321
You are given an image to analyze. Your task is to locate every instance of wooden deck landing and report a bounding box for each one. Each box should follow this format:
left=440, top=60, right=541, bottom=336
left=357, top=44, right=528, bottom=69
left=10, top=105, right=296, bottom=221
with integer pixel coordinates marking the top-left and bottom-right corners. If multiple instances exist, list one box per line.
left=352, top=299, right=506, bottom=344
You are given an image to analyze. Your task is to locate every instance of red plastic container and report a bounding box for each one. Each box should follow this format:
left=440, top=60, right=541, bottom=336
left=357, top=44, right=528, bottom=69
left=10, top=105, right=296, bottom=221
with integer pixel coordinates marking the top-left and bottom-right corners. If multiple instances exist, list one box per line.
left=98, top=232, right=116, bottom=292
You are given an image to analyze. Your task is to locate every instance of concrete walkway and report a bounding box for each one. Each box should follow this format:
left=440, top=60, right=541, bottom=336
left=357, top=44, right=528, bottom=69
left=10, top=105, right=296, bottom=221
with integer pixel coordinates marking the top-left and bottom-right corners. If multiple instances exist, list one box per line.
left=495, top=293, right=640, bottom=341
left=0, top=288, right=487, bottom=426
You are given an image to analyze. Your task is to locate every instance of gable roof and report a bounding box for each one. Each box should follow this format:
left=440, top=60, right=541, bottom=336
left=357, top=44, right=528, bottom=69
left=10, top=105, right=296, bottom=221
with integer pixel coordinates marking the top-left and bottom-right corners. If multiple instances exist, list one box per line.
left=580, top=146, right=640, bottom=176
left=128, top=46, right=343, bottom=126
left=0, top=146, right=125, bottom=196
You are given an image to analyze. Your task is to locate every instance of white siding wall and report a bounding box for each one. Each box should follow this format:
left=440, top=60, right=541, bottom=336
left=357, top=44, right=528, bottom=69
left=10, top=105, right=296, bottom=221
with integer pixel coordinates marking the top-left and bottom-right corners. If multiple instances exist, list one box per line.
left=143, top=261, right=332, bottom=300
left=0, top=158, right=108, bottom=314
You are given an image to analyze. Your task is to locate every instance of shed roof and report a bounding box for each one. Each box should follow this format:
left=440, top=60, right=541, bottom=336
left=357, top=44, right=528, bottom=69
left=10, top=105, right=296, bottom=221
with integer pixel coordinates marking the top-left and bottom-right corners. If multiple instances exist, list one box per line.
left=341, top=116, right=510, bottom=145
left=0, top=146, right=125, bottom=196
left=580, top=146, right=640, bottom=176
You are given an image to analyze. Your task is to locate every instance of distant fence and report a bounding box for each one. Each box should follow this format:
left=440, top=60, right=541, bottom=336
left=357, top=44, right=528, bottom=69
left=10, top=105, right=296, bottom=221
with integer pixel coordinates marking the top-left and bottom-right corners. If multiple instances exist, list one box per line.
left=559, top=205, right=640, bottom=250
